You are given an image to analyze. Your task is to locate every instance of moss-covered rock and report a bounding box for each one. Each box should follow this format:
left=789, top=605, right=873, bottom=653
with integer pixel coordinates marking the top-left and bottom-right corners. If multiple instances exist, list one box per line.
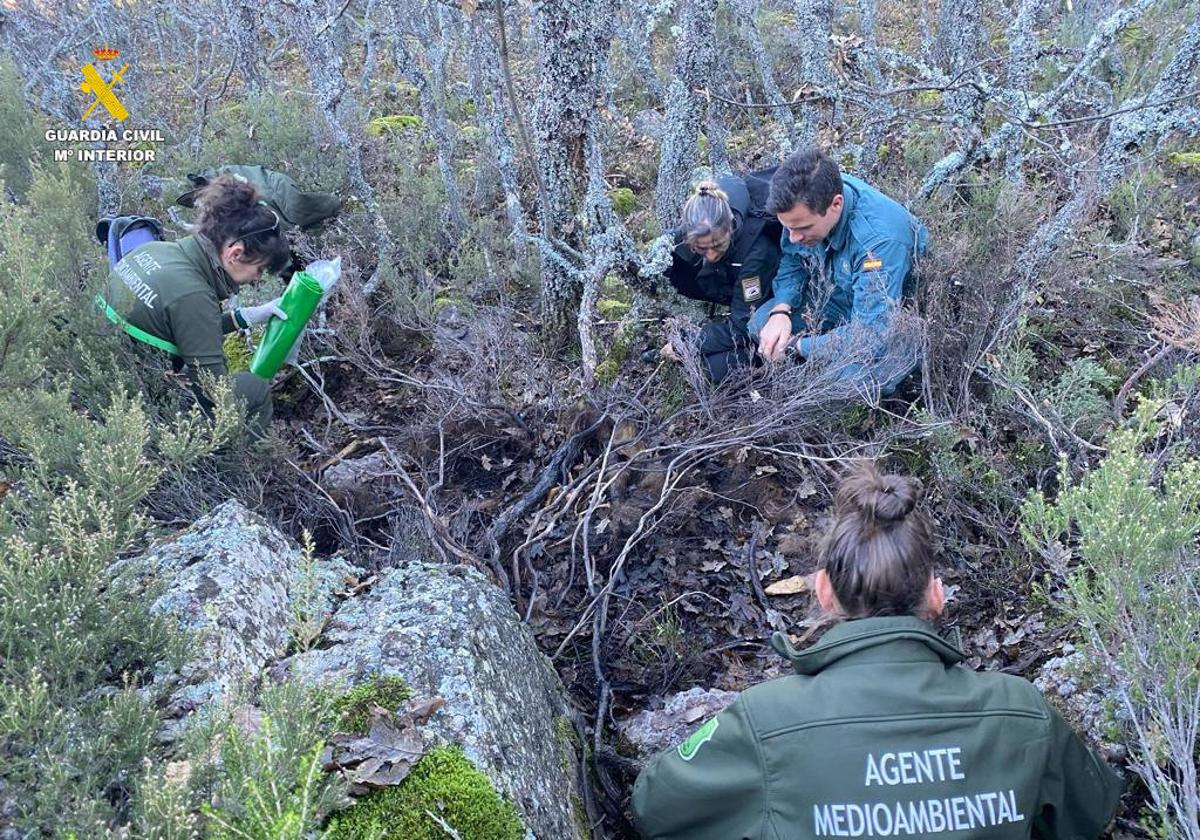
left=329, top=675, right=412, bottom=735
left=276, top=562, right=585, bottom=838
left=328, top=746, right=523, bottom=840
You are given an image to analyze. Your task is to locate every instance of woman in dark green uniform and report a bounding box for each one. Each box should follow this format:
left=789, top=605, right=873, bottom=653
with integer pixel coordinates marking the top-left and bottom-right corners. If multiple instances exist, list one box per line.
left=658, top=175, right=782, bottom=383
left=633, top=464, right=1123, bottom=840
left=100, top=174, right=292, bottom=432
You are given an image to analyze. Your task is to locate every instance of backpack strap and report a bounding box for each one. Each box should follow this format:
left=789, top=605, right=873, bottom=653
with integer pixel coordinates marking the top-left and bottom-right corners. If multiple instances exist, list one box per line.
left=95, top=294, right=182, bottom=357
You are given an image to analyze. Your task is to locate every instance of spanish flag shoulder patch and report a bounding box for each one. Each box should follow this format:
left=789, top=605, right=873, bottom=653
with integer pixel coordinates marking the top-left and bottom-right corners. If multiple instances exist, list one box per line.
left=862, top=257, right=883, bottom=271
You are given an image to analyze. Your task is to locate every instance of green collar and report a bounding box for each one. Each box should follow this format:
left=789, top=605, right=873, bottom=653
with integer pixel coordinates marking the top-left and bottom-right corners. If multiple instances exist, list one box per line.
left=770, top=616, right=965, bottom=675
left=824, top=179, right=859, bottom=254
left=182, top=233, right=235, bottom=300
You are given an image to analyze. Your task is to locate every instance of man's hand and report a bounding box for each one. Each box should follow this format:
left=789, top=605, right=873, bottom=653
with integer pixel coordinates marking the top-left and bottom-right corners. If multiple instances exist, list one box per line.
left=238, top=298, right=287, bottom=327
left=758, top=308, right=793, bottom=362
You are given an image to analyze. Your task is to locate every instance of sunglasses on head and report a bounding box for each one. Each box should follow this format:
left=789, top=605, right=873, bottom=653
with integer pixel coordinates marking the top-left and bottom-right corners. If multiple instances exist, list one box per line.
left=238, top=204, right=281, bottom=244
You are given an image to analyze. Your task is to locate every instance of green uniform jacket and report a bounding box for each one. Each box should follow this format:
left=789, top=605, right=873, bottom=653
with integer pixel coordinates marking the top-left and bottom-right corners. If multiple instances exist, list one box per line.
left=632, top=617, right=1123, bottom=840
left=101, top=235, right=272, bottom=429
left=103, top=234, right=238, bottom=375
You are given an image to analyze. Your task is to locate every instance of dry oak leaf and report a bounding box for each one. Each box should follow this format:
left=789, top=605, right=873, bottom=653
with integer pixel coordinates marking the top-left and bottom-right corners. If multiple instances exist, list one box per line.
left=325, top=700, right=442, bottom=793
left=764, top=575, right=810, bottom=596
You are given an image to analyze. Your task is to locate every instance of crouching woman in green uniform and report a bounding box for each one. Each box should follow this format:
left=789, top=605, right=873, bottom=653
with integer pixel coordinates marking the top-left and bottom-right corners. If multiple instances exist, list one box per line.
left=100, top=174, right=292, bottom=433
left=632, top=463, right=1123, bottom=840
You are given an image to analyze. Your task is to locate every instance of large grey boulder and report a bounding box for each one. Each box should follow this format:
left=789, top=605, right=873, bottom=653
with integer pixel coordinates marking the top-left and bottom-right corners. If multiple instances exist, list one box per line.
left=110, top=500, right=351, bottom=719
left=621, top=686, right=740, bottom=758
left=274, top=561, right=584, bottom=840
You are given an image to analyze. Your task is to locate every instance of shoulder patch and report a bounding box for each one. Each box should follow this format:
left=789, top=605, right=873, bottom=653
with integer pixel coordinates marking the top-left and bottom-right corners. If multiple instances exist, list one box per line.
left=862, top=257, right=883, bottom=271
left=677, top=717, right=719, bottom=761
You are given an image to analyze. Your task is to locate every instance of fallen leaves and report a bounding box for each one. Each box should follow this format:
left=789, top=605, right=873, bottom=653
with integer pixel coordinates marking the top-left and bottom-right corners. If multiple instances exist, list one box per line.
left=324, top=696, right=445, bottom=794
left=764, top=575, right=810, bottom=596
left=334, top=573, right=379, bottom=599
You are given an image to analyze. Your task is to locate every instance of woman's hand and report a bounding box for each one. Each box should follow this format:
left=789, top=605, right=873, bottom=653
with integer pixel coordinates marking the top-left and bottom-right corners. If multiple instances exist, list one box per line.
left=238, top=298, right=287, bottom=327
left=758, top=308, right=793, bottom=362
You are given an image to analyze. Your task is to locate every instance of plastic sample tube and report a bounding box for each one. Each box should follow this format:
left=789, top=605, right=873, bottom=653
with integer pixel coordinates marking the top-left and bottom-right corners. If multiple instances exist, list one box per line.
left=249, top=270, right=323, bottom=378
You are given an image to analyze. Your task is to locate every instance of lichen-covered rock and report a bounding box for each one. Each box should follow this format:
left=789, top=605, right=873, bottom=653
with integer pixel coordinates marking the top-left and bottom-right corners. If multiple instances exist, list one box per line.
left=1034, top=647, right=1127, bottom=762
left=274, top=561, right=583, bottom=840
left=109, top=500, right=353, bottom=719
left=621, top=686, right=740, bottom=757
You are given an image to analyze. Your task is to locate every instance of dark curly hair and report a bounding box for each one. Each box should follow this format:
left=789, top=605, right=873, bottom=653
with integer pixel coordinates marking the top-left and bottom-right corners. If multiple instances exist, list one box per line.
left=194, top=174, right=291, bottom=275
left=766, top=148, right=843, bottom=216
left=820, top=461, right=937, bottom=618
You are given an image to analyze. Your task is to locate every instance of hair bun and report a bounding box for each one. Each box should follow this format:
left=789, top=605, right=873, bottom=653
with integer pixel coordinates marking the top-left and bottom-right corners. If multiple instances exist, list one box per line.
left=837, top=463, right=920, bottom=523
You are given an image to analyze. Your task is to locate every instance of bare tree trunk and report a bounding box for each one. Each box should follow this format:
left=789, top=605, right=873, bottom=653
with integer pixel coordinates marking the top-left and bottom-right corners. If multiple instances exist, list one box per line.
left=934, top=0, right=985, bottom=131
left=295, top=0, right=395, bottom=297
left=618, top=1, right=665, bottom=102
left=223, top=0, right=266, bottom=91
left=1001, top=0, right=1043, bottom=183
left=532, top=0, right=613, bottom=347
left=731, top=0, right=794, bottom=152
left=1018, top=7, right=1200, bottom=284
left=654, top=0, right=718, bottom=227
left=793, top=0, right=836, bottom=149
left=388, top=3, right=468, bottom=233
left=462, top=9, right=527, bottom=254
left=852, top=0, right=890, bottom=174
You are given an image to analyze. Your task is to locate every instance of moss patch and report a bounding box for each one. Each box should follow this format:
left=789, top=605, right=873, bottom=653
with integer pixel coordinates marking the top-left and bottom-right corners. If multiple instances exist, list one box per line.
left=223, top=333, right=253, bottom=374
left=328, top=675, right=411, bottom=735
left=608, top=187, right=636, bottom=217
left=1168, top=151, right=1200, bottom=170
left=433, top=295, right=470, bottom=316
left=328, top=746, right=523, bottom=840
left=597, top=298, right=631, bottom=320
left=367, top=114, right=424, bottom=137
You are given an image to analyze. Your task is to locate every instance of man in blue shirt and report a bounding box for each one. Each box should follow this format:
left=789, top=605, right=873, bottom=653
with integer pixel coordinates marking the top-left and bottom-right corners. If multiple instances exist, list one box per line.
left=750, top=149, right=928, bottom=392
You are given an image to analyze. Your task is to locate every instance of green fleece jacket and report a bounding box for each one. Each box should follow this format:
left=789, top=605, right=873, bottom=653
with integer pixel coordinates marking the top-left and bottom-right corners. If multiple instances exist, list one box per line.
left=633, top=617, right=1123, bottom=840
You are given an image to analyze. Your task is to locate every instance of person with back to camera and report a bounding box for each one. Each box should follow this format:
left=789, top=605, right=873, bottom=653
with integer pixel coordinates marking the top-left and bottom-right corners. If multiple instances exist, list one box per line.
left=632, top=462, right=1123, bottom=840
left=654, top=174, right=782, bottom=383
left=99, top=174, right=293, bottom=434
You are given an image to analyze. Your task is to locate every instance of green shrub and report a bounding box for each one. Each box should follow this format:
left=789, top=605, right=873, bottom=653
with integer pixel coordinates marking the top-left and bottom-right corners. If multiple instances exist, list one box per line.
left=1038, top=358, right=1118, bottom=440
left=0, top=57, right=43, bottom=198
left=190, top=91, right=345, bottom=191
left=328, top=746, right=523, bottom=840
left=0, top=158, right=249, bottom=835
left=135, top=681, right=347, bottom=840
left=1020, top=396, right=1200, bottom=837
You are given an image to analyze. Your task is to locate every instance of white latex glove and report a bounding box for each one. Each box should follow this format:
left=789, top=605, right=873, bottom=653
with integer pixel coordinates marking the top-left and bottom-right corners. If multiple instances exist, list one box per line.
left=239, top=297, right=287, bottom=327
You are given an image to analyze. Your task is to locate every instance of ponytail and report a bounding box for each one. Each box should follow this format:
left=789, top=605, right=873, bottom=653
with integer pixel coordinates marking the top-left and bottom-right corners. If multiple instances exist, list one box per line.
left=681, top=180, right=734, bottom=244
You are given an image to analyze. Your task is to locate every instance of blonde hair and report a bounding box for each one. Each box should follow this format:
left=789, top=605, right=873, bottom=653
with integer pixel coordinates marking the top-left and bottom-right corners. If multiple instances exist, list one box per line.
left=681, top=180, right=733, bottom=244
